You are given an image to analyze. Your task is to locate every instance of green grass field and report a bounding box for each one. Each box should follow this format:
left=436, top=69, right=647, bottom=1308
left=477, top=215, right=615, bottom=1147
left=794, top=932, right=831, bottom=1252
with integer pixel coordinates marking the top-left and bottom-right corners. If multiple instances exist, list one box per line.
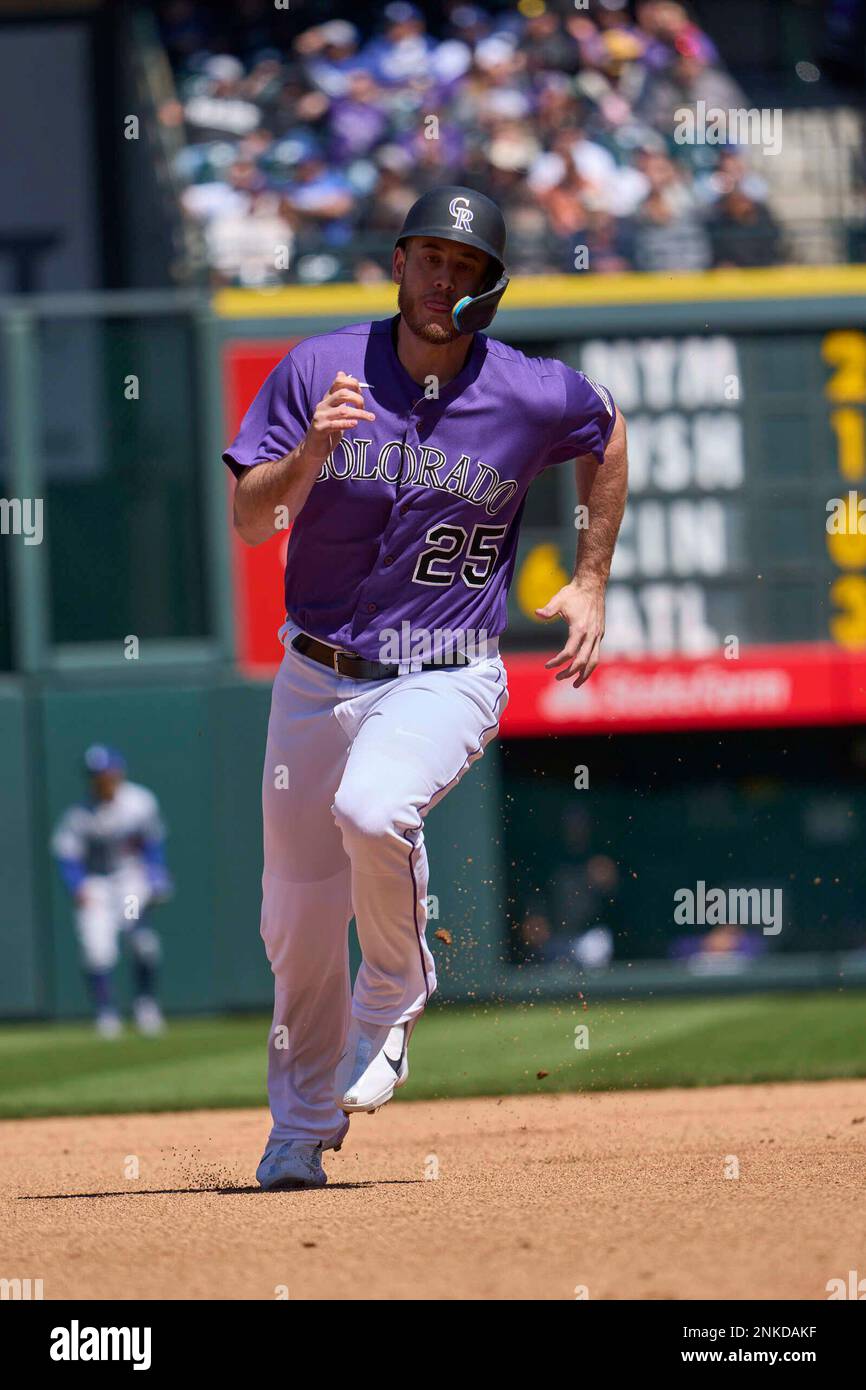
left=0, top=992, right=864, bottom=1119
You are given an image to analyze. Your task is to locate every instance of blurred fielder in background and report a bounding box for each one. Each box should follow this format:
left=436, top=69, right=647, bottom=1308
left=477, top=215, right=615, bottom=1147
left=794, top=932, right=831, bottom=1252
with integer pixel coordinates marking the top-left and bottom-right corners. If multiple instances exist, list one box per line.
left=51, top=746, right=173, bottom=1038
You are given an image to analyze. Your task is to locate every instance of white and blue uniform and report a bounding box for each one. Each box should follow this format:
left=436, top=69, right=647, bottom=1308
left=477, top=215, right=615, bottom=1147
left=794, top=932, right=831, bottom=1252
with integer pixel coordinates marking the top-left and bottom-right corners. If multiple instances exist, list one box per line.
left=52, top=779, right=170, bottom=1015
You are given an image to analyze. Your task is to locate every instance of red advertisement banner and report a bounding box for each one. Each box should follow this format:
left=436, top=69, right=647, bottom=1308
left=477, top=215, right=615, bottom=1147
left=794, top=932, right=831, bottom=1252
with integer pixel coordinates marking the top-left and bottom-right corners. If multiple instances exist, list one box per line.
left=224, top=341, right=297, bottom=671
left=498, top=644, right=866, bottom=735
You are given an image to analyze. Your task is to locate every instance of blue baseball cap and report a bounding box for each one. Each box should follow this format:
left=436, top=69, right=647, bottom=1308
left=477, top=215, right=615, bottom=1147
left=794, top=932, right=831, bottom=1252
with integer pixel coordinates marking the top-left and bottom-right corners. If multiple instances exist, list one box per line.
left=450, top=5, right=489, bottom=31
left=84, top=744, right=126, bottom=775
left=384, top=2, right=423, bottom=24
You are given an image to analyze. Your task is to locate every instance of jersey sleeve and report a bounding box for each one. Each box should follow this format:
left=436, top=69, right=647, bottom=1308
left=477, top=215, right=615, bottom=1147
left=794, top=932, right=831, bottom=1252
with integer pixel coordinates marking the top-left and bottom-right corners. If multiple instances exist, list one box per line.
left=540, top=363, right=617, bottom=470
left=51, top=807, right=88, bottom=894
left=222, top=351, right=311, bottom=480
left=138, top=789, right=166, bottom=847
left=129, top=788, right=171, bottom=893
left=51, top=806, right=86, bottom=863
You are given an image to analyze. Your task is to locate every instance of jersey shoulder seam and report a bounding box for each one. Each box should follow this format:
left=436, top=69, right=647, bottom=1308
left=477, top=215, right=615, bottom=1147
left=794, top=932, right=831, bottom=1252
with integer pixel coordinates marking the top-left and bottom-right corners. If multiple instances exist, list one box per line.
left=288, top=320, right=382, bottom=355
left=489, top=334, right=575, bottom=383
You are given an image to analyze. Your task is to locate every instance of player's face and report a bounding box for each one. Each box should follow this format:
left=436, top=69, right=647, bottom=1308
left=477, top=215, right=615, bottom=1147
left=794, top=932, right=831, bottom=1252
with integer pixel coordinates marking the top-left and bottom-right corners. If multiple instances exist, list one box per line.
left=396, top=237, right=489, bottom=345
left=91, top=769, right=122, bottom=802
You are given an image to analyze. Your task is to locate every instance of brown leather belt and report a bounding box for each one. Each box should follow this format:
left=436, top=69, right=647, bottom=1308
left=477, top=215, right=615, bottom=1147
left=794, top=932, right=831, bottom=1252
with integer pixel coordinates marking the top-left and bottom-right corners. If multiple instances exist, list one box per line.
left=291, top=632, right=469, bottom=680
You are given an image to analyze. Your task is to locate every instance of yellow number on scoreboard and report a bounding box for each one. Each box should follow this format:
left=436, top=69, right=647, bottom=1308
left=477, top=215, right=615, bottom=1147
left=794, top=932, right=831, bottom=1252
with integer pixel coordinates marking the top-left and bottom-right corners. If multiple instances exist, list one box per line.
left=829, top=408, right=865, bottom=480
left=826, top=497, right=866, bottom=569
left=830, top=574, right=866, bottom=648
left=822, top=331, right=866, bottom=401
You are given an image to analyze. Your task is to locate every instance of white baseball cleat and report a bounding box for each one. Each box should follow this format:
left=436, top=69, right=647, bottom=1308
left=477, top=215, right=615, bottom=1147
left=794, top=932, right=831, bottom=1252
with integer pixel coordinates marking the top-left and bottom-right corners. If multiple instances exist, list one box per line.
left=133, top=997, right=165, bottom=1036
left=334, top=1018, right=414, bottom=1114
left=95, top=1009, right=123, bottom=1040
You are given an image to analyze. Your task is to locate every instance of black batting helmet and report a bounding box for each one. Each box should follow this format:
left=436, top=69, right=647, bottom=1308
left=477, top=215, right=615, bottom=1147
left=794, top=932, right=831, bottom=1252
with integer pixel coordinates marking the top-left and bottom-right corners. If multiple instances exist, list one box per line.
left=394, top=185, right=510, bottom=333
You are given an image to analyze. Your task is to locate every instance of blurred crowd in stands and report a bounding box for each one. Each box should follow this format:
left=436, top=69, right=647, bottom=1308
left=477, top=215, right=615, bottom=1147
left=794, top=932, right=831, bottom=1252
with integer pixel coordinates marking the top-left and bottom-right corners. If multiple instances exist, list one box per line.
left=158, top=0, right=786, bottom=286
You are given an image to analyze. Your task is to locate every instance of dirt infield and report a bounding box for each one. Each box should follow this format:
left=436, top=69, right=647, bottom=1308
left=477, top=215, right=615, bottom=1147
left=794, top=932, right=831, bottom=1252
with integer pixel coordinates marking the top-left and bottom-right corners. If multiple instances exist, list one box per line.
left=3, top=1080, right=865, bottom=1300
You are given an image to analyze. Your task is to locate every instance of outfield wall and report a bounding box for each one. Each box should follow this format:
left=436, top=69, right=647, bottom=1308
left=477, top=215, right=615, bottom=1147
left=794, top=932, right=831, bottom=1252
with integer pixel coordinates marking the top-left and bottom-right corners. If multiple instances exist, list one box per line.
left=0, top=674, right=506, bottom=1019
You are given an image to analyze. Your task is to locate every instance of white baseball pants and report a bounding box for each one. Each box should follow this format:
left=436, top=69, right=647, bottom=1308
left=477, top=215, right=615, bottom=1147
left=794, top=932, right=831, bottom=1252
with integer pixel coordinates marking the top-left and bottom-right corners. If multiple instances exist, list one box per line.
left=75, top=866, right=155, bottom=972
left=260, top=616, right=509, bottom=1147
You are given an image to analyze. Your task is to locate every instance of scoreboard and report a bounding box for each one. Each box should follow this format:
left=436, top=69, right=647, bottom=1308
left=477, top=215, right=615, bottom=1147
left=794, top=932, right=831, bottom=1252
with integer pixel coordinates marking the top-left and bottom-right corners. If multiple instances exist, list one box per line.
left=502, top=324, right=866, bottom=733
left=511, top=330, right=866, bottom=653
left=219, top=271, right=866, bottom=735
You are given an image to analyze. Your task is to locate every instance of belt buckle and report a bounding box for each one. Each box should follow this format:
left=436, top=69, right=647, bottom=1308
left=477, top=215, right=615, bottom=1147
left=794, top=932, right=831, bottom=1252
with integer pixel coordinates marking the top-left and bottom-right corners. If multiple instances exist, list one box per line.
left=332, top=647, right=342, bottom=675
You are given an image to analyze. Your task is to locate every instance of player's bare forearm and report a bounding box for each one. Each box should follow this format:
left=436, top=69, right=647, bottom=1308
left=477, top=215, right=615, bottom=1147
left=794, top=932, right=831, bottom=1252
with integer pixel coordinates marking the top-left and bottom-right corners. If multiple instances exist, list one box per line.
left=573, top=409, right=628, bottom=592
left=232, top=438, right=325, bottom=546
left=535, top=410, right=628, bottom=687
left=232, top=372, right=376, bottom=545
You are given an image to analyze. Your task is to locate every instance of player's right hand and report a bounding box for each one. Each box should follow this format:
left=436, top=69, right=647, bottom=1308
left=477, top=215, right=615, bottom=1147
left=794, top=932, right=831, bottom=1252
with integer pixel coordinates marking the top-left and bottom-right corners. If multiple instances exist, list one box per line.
left=305, top=372, right=375, bottom=462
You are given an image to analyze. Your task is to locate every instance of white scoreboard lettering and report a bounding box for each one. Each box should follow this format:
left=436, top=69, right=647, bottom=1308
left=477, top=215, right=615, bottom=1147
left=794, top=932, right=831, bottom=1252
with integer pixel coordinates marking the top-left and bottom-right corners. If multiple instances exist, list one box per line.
left=581, top=336, right=744, bottom=657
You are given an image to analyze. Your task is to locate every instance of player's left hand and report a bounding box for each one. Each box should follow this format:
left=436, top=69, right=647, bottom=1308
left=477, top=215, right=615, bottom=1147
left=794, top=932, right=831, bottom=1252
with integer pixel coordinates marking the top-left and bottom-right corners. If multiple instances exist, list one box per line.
left=535, top=578, right=605, bottom=687
left=147, top=870, right=174, bottom=905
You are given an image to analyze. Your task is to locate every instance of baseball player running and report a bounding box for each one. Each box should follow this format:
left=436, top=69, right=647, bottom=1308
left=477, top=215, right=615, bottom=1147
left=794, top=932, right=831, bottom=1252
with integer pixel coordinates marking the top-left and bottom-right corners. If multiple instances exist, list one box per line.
left=51, top=745, right=173, bottom=1038
left=223, top=185, right=628, bottom=1190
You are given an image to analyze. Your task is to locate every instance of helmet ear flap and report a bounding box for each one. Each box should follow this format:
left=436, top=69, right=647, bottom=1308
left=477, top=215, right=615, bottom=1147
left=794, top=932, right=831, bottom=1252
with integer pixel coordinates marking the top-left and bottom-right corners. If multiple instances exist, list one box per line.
left=451, top=272, right=510, bottom=334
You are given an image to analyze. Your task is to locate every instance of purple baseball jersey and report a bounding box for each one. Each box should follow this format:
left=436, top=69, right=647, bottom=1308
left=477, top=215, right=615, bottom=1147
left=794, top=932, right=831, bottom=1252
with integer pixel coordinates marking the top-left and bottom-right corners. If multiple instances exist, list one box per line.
left=222, top=314, right=616, bottom=662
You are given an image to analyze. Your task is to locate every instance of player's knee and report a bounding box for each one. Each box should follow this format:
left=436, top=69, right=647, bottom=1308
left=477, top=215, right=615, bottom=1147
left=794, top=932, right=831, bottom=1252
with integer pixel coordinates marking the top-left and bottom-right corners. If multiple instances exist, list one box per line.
left=130, top=926, right=161, bottom=966
left=332, top=786, right=399, bottom=847
left=82, top=944, right=118, bottom=973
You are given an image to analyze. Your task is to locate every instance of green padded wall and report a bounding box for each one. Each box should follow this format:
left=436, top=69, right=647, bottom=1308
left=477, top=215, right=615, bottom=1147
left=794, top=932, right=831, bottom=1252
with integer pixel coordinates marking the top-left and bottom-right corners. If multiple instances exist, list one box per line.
left=0, top=681, right=44, bottom=1014
left=27, top=676, right=507, bottom=1019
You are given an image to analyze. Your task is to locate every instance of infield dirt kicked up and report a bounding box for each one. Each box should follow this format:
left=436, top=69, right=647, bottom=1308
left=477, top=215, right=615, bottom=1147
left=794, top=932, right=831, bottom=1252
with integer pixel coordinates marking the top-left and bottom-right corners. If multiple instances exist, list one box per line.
left=3, top=1079, right=865, bottom=1300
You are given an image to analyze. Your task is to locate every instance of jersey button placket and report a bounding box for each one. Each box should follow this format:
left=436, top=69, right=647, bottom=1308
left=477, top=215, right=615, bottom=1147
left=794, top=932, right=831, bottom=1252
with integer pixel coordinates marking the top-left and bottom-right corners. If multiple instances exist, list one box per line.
left=352, top=401, right=417, bottom=641
left=380, top=411, right=416, bottom=580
